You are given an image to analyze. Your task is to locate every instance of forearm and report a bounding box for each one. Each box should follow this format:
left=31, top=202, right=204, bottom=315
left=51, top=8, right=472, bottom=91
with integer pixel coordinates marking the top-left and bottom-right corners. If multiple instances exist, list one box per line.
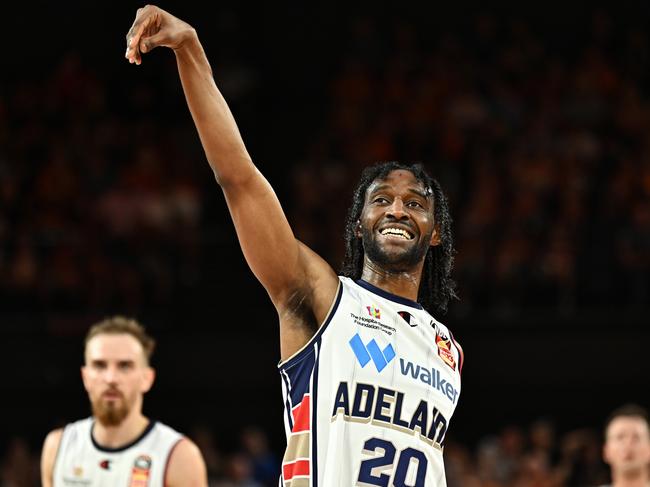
left=174, top=33, right=255, bottom=187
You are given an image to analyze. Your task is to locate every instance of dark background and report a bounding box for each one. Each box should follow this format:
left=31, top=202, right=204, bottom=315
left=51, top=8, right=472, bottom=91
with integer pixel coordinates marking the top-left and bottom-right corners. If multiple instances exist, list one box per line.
left=1, top=0, right=649, bottom=483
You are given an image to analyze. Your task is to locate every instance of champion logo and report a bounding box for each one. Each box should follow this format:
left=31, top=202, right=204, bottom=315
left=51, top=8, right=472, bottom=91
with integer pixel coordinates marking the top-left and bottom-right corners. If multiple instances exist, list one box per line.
left=99, top=460, right=111, bottom=470
left=398, top=310, right=419, bottom=327
left=349, top=333, right=395, bottom=372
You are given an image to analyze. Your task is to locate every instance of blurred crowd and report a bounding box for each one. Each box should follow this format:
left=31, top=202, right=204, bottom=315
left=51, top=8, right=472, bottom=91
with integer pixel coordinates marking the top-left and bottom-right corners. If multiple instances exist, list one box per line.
left=0, top=418, right=615, bottom=487
left=287, top=9, right=650, bottom=320
left=0, top=51, right=207, bottom=318
left=2, top=9, right=649, bottom=325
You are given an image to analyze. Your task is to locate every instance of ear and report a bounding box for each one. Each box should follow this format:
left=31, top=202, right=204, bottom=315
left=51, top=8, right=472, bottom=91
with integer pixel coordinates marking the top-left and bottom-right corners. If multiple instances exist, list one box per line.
left=355, top=220, right=362, bottom=239
left=430, top=224, right=441, bottom=247
left=80, top=365, right=90, bottom=392
left=141, top=367, right=156, bottom=394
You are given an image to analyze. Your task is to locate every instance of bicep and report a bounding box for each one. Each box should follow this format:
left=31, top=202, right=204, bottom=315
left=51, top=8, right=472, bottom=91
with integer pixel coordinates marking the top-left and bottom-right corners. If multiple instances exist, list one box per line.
left=165, top=439, right=207, bottom=487
left=40, top=429, right=62, bottom=487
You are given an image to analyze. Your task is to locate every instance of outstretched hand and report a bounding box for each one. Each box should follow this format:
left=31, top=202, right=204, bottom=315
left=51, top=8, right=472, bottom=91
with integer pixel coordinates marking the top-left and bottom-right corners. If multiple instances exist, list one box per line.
left=125, top=5, right=195, bottom=65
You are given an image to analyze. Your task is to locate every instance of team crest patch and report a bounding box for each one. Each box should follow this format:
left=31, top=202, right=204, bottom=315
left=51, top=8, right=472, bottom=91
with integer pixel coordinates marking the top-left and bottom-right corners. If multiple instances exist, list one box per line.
left=436, top=332, right=456, bottom=371
left=366, top=305, right=381, bottom=319
left=129, top=455, right=152, bottom=487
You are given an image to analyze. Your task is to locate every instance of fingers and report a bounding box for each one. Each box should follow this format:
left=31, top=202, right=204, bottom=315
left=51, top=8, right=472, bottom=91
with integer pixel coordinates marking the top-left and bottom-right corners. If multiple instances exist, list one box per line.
left=125, top=6, right=156, bottom=65
left=125, top=21, right=145, bottom=64
left=139, top=31, right=165, bottom=54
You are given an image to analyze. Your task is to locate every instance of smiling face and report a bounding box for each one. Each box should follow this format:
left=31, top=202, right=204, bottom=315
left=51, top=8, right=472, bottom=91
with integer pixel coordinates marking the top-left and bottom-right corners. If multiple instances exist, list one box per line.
left=358, top=169, right=440, bottom=273
left=603, top=415, right=650, bottom=477
left=81, top=333, right=154, bottom=427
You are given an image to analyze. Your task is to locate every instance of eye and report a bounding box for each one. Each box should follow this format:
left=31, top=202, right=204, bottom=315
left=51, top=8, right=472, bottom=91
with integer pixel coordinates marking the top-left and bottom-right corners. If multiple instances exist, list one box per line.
left=407, top=200, right=424, bottom=209
left=372, top=196, right=389, bottom=205
left=118, top=362, right=134, bottom=371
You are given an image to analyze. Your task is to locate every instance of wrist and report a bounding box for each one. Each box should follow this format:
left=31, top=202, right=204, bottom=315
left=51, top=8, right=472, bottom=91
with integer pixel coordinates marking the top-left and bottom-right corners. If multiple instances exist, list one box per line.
left=173, top=26, right=199, bottom=53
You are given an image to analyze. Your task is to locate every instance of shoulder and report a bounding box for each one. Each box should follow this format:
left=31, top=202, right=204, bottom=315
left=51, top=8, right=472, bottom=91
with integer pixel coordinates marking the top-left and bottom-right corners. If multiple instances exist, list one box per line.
left=165, top=437, right=207, bottom=487
left=42, top=428, right=64, bottom=456
left=151, top=420, right=182, bottom=438
left=40, top=428, right=64, bottom=486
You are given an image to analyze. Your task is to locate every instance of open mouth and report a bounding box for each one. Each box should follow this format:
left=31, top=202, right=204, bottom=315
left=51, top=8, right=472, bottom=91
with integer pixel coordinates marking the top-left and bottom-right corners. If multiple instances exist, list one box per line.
left=379, top=227, right=414, bottom=240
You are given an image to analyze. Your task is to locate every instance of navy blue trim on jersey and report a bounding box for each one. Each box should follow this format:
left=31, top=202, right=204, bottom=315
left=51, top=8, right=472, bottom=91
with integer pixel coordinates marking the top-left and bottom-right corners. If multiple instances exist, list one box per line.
left=311, top=340, right=322, bottom=487
left=90, top=419, right=156, bottom=452
left=356, top=279, right=423, bottom=310
left=278, top=282, right=342, bottom=487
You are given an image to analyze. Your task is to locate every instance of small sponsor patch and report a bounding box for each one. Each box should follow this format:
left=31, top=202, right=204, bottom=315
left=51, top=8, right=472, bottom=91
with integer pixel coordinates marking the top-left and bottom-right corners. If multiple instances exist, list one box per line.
left=366, top=305, right=381, bottom=319
left=129, top=455, right=152, bottom=487
left=436, top=333, right=456, bottom=371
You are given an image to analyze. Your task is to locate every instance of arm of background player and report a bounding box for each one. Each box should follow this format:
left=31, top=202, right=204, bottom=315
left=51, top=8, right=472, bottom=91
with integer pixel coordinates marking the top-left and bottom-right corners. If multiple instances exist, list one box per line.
left=40, top=428, right=63, bottom=487
left=165, top=438, right=208, bottom=487
left=124, top=6, right=338, bottom=358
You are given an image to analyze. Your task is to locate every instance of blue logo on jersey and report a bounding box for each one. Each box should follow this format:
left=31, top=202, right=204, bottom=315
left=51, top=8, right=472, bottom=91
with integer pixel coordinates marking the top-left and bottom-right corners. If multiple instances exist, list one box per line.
left=349, top=333, right=395, bottom=372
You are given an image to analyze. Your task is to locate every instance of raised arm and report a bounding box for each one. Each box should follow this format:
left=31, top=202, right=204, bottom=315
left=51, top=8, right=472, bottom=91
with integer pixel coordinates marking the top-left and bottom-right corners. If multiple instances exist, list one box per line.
left=124, top=6, right=338, bottom=358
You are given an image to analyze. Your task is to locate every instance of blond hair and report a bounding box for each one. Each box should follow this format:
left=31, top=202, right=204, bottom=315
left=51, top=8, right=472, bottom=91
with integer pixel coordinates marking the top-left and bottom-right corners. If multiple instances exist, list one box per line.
left=85, top=316, right=156, bottom=364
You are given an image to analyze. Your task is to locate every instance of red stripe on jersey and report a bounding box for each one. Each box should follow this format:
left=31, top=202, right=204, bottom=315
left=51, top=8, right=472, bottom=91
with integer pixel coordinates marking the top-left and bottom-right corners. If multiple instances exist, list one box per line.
left=283, top=459, right=310, bottom=480
left=291, top=394, right=310, bottom=432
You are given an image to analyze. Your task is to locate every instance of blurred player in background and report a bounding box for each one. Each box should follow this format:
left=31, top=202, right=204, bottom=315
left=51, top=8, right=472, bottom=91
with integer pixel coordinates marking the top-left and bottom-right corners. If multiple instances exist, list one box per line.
left=40, top=316, right=207, bottom=486
left=600, top=403, right=650, bottom=487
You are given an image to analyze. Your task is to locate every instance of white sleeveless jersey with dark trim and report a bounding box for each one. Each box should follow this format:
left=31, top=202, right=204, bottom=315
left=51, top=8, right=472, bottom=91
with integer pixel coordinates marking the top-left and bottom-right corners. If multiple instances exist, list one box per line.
left=278, top=277, right=464, bottom=487
left=52, top=417, right=183, bottom=487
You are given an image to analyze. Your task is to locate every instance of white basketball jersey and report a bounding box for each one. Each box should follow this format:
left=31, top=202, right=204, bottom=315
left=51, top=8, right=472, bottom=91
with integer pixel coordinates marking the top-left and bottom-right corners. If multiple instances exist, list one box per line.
left=52, top=418, right=183, bottom=487
left=278, top=277, right=464, bottom=487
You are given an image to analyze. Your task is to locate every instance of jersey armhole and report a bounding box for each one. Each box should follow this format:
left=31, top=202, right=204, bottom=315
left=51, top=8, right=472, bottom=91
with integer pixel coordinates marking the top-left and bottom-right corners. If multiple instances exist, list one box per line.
left=163, top=437, right=185, bottom=487
left=449, top=331, right=464, bottom=374
left=50, top=426, right=67, bottom=481
left=278, top=279, right=343, bottom=371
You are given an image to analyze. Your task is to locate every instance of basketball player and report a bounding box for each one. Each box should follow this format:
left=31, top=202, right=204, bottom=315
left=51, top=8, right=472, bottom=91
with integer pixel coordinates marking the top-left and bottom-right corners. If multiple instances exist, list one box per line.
left=40, top=316, right=207, bottom=486
left=125, top=6, right=463, bottom=485
left=600, top=404, right=650, bottom=487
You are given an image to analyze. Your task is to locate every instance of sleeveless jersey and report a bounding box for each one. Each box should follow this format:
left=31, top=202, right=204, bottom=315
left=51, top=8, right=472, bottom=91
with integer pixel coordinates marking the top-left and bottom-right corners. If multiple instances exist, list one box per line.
left=278, top=277, right=464, bottom=487
left=52, top=417, right=183, bottom=487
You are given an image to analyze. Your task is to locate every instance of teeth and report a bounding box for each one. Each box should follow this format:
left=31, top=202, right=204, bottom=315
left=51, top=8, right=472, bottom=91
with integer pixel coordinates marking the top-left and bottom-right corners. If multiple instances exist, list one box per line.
left=380, top=228, right=412, bottom=239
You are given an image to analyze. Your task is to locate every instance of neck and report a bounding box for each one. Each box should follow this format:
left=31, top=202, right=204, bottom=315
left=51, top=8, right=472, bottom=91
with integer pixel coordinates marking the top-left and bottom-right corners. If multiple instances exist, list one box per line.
left=360, top=258, right=422, bottom=301
left=612, top=470, right=650, bottom=487
left=93, top=411, right=149, bottom=449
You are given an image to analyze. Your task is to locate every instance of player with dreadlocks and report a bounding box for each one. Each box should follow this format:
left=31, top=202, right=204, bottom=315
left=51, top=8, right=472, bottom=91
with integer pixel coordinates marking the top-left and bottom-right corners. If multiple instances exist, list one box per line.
left=341, top=161, right=457, bottom=317
left=125, top=6, right=464, bottom=486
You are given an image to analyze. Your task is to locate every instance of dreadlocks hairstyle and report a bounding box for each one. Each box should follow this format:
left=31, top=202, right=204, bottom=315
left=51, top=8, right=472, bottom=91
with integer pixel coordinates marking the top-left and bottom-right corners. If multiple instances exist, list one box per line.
left=340, top=161, right=457, bottom=316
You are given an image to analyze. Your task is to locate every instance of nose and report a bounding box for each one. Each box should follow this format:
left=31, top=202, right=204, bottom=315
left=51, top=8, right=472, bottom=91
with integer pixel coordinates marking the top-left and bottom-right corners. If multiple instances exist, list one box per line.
left=386, top=198, right=407, bottom=220
left=103, top=365, right=119, bottom=384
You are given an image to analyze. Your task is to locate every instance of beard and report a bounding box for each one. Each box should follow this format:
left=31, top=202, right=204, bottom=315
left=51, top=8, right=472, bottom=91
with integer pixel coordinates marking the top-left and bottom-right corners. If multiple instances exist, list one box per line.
left=361, top=226, right=431, bottom=272
left=91, top=390, right=130, bottom=427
